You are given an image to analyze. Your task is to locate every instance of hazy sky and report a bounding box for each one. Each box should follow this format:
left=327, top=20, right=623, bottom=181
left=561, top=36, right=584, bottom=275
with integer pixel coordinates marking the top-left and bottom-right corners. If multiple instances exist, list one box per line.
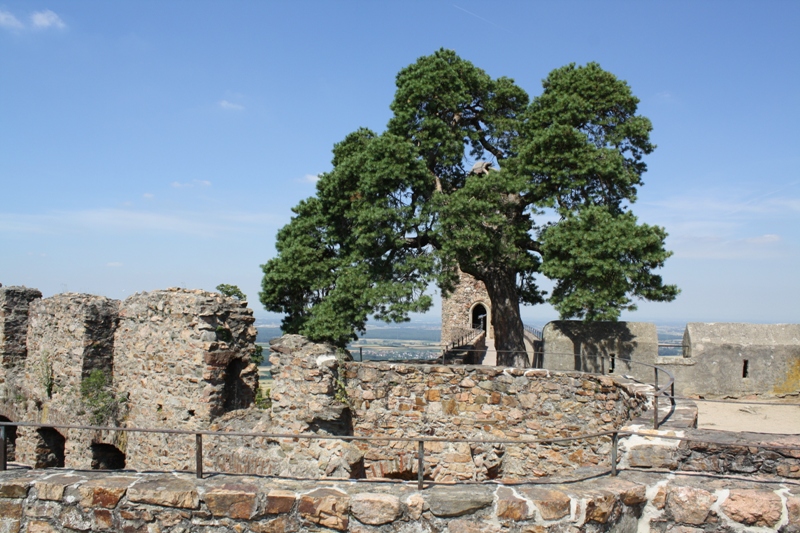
left=2, top=1, right=799, bottom=326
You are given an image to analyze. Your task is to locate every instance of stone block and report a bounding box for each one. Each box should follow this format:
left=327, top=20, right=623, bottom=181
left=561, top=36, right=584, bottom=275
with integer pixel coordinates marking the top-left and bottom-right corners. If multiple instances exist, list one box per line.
left=204, top=483, right=258, bottom=519
left=496, top=487, right=531, bottom=521
left=721, top=489, right=782, bottom=528
left=519, top=487, right=571, bottom=521
left=78, top=476, right=137, bottom=509
left=350, top=493, right=401, bottom=525
left=127, top=478, right=199, bottom=509
left=665, top=486, right=716, bottom=525
left=298, top=488, right=349, bottom=530
left=0, top=500, right=22, bottom=519
left=425, top=486, right=493, bottom=517
left=0, top=478, right=32, bottom=498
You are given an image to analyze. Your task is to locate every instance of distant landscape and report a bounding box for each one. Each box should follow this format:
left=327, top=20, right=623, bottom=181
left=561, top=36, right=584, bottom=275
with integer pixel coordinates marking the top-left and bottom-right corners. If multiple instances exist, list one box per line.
left=255, top=322, right=687, bottom=363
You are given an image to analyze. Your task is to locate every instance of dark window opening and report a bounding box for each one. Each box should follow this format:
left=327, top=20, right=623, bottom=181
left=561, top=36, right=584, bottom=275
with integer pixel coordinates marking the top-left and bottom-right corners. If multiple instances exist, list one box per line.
left=34, top=428, right=65, bottom=469
left=471, top=304, right=487, bottom=332
left=742, top=360, right=749, bottom=378
left=90, top=443, right=126, bottom=470
left=223, top=359, right=255, bottom=412
left=0, top=416, right=17, bottom=462
left=609, top=353, right=616, bottom=374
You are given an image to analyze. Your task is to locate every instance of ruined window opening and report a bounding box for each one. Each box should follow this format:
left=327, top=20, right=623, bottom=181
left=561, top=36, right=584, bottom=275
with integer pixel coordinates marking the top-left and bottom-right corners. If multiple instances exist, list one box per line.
left=90, top=443, right=126, bottom=470
left=609, top=353, right=616, bottom=374
left=34, top=427, right=65, bottom=468
left=0, top=416, right=17, bottom=462
left=471, top=304, right=487, bottom=332
left=742, top=359, right=749, bottom=378
left=223, top=358, right=254, bottom=412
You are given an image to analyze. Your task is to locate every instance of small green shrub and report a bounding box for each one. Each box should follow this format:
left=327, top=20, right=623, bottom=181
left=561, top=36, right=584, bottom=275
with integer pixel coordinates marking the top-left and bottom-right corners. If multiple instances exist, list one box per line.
left=81, top=369, right=118, bottom=426
left=254, top=387, right=271, bottom=409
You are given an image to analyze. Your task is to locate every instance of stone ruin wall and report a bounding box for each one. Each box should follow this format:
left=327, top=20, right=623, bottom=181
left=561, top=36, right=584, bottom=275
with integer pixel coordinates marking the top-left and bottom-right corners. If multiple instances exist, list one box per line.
left=441, top=269, right=491, bottom=345
left=542, top=320, right=800, bottom=398
left=0, top=286, right=260, bottom=473
left=346, top=362, right=645, bottom=481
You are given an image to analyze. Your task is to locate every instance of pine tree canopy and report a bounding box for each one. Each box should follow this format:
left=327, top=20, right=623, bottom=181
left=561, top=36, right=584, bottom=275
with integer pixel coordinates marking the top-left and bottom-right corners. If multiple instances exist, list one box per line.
left=260, top=49, right=678, bottom=365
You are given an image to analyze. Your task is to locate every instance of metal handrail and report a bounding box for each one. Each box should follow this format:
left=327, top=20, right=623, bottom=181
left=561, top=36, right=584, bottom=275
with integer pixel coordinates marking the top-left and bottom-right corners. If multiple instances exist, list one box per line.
left=2, top=420, right=796, bottom=488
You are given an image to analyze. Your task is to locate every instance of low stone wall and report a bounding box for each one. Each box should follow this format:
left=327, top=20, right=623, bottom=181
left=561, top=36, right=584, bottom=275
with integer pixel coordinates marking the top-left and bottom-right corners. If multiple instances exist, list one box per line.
left=1, top=468, right=798, bottom=532
left=542, top=320, right=800, bottom=398
left=541, top=320, right=659, bottom=377
left=346, top=362, right=646, bottom=481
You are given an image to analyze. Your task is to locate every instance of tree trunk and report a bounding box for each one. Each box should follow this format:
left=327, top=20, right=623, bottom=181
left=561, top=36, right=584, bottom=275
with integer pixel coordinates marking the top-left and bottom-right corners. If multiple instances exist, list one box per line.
left=481, top=268, right=529, bottom=368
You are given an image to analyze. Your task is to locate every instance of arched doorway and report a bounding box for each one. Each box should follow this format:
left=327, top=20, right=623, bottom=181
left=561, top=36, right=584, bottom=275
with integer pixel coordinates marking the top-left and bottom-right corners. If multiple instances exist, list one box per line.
left=0, top=416, right=17, bottom=462
left=471, top=303, right=488, bottom=332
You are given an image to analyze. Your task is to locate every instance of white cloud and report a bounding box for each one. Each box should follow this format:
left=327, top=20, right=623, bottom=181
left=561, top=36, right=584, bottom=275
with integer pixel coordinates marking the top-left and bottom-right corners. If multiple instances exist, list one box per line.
left=171, top=180, right=211, bottom=188
left=0, top=10, right=23, bottom=29
left=219, top=100, right=244, bottom=111
left=744, top=234, right=780, bottom=244
left=106, top=262, right=123, bottom=268
left=0, top=208, right=281, bottom=238
left=31, top=10, right=65, bottom=29
left=298, top=174, right=320, bottom=183
left=142, top=193, right=154, bottom=199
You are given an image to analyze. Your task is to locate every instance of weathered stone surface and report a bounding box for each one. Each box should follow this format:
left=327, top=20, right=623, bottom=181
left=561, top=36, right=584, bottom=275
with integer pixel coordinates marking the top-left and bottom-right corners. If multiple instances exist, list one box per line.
left=127, top=478, right=199, bottom=509
left=628, top=444, right=678, bottom=469
left=34, top=474, right=85, bottom=501
left=0, top=518, right=21, bottom=533
left=265, top=489, right=296, bottom=514
left=25, top=522, right=57, bottom=533
left=496, top=486, right=531, bottom=521
left=426, top=486, right=493, bottom=517
left=721, top=489, right=782, bottom=527
left=666, top=486, right=716, bottom=525
left=441, top=268, right=492, bottom=345
left=585, top=489, right=618, bottom=524
left=405, top=493, right=425, bottom=520
left=519, top=487, right=571, bottom=521
left=78, top=476, right=137, bottom=508
left=447, top=518, right=501, bottom=533
left=350, top=492, right=401, bottom=525
left=0, top=478, right=32, bottom=498
left=204, top=483, right=257, bottom=519
left=92, top=508, right=114, bottom=530
left=0, top=500, right=22, bottom=519
left=298, top=488, right=349, bottom=530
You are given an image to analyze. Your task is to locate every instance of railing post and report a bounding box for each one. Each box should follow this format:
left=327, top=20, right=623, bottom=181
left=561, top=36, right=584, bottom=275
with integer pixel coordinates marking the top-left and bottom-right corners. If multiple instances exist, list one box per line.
left=611, top=431, right=618, bottom=476
left=653, top=367, right=660, bottom=429
left=359, top=347, right=363, bottom=362
left=0, top=426, right=6, bottom=471
left=195, top=433, right=203, bottom=479
left=417, top=440, right=424, bottom=490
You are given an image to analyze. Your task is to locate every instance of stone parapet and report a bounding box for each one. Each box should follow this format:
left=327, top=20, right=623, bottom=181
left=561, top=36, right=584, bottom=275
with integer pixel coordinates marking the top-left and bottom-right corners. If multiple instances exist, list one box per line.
left=345, top=361, right=647, bottom=481
left=0, top=468, right=797, bottom=532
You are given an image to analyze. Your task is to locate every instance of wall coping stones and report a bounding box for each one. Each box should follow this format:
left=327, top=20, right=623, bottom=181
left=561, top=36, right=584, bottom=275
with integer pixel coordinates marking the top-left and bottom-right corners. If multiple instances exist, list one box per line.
left=1, top=469, right=798, bottom=532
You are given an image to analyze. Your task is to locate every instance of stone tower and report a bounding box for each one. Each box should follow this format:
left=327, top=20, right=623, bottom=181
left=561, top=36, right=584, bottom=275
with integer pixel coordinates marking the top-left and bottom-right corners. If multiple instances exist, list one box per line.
left=441, top=269, right=493, bottom=345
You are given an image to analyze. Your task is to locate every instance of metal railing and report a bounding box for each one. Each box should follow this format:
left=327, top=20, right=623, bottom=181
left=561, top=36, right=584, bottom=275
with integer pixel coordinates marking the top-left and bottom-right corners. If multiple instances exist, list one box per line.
left=2, top=418, right=797, bottom=489
left=523, top=323, right=542, bottom=340
left=441, top=327, right=484, bottom=362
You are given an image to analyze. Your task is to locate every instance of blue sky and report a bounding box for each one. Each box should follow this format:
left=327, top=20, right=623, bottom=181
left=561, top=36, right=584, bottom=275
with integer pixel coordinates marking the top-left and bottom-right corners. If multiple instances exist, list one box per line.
left=2, top=1, right=799, bottom=326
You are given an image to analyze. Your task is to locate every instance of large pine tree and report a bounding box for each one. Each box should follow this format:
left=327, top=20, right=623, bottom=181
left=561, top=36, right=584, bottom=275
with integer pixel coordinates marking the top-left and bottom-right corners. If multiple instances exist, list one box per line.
left=260, top=50, right=678, bottom=367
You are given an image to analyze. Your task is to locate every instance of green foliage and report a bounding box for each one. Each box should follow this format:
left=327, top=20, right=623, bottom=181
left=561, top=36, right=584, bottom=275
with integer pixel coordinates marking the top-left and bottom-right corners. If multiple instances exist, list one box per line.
left=80, top=369, right=119, bottom=426
left=260, top=49, right=678, bottom=356
left=215, top=325, right=233, bottom=343
left=216, top=283, right=247, bottom=301
left=254, top=386, right=271, bottom=409
left=252, top=343, right=264, bottom=365
left=37, top=351, right=54, bottom=399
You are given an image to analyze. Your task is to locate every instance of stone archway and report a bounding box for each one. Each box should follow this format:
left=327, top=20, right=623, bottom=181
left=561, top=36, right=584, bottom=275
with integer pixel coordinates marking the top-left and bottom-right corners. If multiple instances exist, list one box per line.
left=471, top=303, right=489, bottom=333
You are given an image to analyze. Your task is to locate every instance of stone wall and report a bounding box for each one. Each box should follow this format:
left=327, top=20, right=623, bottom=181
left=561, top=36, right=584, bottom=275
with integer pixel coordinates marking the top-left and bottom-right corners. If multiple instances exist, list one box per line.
left=541, top=321, right=659, bottom=378
left=114, top=289, right=259, bottom=471
left=542, top=321, right=800, bottom=398
left=1, top=468, right=798, bottom=532
left=441, top=269, right=491, bottom=344
left=0, top=286, right=41, bottom=408
left=673, top=322, right=800, bottom=397
left=345, top=362, right=646, bottom=481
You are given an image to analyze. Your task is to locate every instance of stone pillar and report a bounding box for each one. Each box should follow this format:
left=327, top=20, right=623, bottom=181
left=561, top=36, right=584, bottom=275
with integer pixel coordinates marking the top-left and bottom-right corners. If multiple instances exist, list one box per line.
left=16, top=294, right=120, bottom=468
left=441, top=269, right=492, bottom=345
left=0, top=286, right=42, bottom=409
left=113, top=288, right=258, bottom=471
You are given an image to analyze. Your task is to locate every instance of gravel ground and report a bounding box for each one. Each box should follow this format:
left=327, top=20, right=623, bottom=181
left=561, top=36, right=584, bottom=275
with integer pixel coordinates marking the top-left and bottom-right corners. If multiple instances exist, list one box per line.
left=695, top=399, right=800, bottom=434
